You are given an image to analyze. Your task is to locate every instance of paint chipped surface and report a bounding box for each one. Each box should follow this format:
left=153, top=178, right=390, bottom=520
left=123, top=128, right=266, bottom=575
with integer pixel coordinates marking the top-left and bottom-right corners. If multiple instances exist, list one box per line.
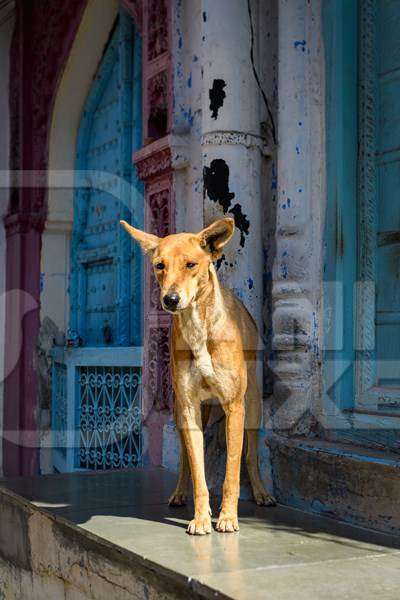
left=203, top=159, right=234, bottom=211
left=230, top=203, right=250, bottom=247
left=203, top=159, right=250, bottom=247
left=294, top=39, right=306, bottom=51
left=209, top=79, right=226, bottom=120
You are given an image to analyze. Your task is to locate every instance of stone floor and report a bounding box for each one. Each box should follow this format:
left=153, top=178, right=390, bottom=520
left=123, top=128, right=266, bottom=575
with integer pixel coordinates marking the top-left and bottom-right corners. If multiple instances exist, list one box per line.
left=1, top=467, right=400, bottom=600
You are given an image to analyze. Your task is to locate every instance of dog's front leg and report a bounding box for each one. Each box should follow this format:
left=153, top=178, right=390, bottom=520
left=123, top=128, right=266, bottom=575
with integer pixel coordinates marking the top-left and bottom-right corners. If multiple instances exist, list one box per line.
left=217, top=401, right=245, bottom=532
left=177, top=399, right=211, bottom=535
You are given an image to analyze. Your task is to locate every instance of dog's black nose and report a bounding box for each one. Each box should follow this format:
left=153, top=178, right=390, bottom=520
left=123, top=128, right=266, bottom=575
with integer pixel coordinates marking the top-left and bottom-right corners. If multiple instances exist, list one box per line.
left=163, top=292, right=180, bottom=310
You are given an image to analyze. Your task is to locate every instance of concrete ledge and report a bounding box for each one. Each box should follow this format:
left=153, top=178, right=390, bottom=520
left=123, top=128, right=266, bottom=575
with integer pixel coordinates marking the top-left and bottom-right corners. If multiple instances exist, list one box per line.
left=0, top=486, right=223, bottom=600
left=269, top=435, right=400, bottom=535
left=2, top=467, right=400, bottom=600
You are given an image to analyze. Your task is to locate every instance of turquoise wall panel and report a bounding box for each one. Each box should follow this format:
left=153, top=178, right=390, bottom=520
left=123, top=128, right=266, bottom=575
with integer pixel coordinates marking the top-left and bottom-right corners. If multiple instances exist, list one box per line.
left=374, top=0, right=400, bottom=391
left=323, top=0, right=400, bottom=446
left=322, top=0, right=358, bottom=411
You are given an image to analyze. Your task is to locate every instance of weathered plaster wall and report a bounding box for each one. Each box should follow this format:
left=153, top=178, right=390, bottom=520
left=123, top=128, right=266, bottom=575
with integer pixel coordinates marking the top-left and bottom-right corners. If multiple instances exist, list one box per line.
left=0, top=487, right=210, bottom=600
left=39, top=0, right=119, bottom=473
left=0, top=12, right=15, bottom=477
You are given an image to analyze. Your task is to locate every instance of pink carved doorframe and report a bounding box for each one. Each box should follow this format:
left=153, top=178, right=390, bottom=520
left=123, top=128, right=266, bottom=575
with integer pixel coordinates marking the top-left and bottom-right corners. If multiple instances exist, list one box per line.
left=133, top=0, right=175, bottom=465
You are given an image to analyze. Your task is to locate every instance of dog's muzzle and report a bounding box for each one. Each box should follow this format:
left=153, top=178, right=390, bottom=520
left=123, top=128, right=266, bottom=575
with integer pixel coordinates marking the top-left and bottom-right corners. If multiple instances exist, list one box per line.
left=163, top=292, right=180, bottom=312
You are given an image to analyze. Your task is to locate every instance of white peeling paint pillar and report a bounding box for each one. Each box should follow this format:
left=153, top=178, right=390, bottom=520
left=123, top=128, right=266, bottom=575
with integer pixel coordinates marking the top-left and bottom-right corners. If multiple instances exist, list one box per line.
left=272, top=0, right=324, bottom=429
left=201, top=0, right=266, bottom=333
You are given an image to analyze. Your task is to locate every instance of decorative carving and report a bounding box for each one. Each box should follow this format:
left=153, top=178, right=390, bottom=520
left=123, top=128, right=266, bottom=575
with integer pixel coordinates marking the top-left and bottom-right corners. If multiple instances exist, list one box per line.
left=147, top=70, right=168, bottom=140
left=148, top=0, right=168, bottom=61
left=146, top=325, right=173, bottom=412
left=201, top=131, right=270, bottom=154
left=3, top=212, right=46, bottom=235
left=135, top=146, right=172, bottom=180
left=149, top=274, right=162, bottom=312
left=147, top=187, right=171, bottom=312
left=148, top=187, right=171, bottom=237
left=141, top=179, right=175, bottom=414
left=137, top=0, right=174, bottom=430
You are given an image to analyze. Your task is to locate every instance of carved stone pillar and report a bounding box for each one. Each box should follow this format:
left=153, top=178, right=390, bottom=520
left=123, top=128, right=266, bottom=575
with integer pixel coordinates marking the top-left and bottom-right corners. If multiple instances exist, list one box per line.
left=271, top=0, right=324, bottom=431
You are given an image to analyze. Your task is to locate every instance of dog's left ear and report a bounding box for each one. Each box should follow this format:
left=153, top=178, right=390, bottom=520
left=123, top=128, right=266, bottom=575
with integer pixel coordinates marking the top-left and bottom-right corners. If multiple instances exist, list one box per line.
left=198, top=218, right=235, bottom=258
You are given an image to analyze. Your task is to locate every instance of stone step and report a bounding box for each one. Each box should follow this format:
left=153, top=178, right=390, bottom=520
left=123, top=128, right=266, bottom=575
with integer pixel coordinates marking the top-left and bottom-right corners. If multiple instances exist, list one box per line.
left=269, top=435, right=400, bottom=535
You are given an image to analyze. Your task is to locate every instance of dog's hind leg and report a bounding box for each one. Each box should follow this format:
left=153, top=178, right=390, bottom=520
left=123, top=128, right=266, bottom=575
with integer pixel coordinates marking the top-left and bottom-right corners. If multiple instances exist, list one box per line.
left=201, top=402, right=212, bottom=429
left=168, top=428, right=190, bottom=506
left=245, top=360, right=276, bottom=507
left=245, top=429, right=276, bottom=506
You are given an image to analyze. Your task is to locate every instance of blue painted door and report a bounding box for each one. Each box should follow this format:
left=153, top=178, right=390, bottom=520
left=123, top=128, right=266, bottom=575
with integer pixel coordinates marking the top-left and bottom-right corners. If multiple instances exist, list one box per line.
left=70, top=12, right=143, bottom=348
left=356, top=0, right=400, bottom=413
left=52, top=11, right=144, bottom=472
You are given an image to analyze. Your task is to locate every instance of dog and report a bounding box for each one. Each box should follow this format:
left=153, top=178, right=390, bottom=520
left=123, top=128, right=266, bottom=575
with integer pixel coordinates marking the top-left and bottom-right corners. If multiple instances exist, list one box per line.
left=121, top=217, right=275, bottom=534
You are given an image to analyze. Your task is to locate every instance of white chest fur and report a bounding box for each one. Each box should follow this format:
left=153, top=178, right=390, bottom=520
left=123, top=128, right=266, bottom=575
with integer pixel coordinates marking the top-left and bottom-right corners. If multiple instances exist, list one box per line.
left=178, top=307, right=215, bottom=380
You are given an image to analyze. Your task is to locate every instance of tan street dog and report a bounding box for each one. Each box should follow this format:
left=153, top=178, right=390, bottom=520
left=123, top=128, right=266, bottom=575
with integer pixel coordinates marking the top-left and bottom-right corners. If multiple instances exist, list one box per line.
left=121, top=217, right=275, bottom=534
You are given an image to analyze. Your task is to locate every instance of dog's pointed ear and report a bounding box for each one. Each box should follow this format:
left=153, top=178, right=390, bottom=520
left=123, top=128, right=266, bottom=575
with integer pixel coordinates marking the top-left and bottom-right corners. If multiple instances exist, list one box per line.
left=120, top=220, right=160, bottom=254
left=198, top=218, right=235, bottom=258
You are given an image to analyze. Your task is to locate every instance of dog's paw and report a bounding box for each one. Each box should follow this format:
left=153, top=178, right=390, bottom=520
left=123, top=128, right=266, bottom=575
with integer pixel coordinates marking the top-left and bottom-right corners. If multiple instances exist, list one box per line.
left=186, top=514, right=212, bottom=535
left=216, top=513, right=239, bottom=533
left=254, top=491, right=276, bottom=507
left=168, top=490, right=187, bottom=506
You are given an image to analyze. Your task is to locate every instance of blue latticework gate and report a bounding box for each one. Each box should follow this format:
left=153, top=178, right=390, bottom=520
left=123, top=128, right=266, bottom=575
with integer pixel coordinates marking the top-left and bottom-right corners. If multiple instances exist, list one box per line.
left=78, top=366, right=142, bottom=469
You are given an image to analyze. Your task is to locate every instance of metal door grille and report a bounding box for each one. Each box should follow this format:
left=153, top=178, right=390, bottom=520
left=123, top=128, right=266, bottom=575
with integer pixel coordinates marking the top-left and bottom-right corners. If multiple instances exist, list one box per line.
left=78, top=365, right=142, bottom=469
left=53, top=362, right=68, bottom=458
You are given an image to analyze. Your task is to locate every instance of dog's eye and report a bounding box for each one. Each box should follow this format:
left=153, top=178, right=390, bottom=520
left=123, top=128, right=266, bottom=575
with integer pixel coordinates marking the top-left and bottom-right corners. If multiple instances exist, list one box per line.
left=155, top=262, right=165, bottom=270
left=186, top=262, right=197, bottom=269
